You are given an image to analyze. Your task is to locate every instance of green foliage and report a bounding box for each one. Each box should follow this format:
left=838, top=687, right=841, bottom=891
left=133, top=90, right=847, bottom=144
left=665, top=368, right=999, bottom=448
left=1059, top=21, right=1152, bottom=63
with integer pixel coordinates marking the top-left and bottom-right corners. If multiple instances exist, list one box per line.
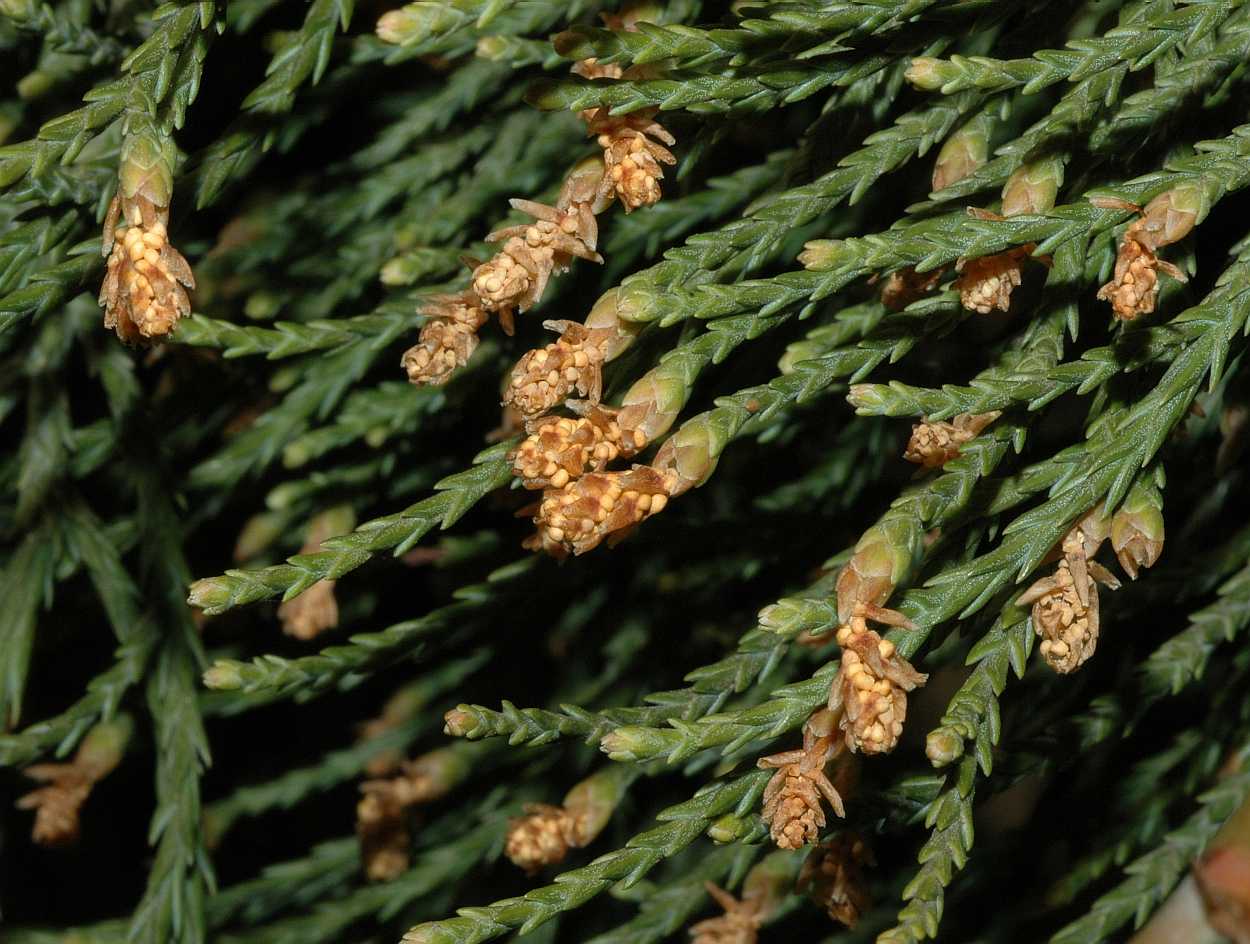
left=4, top=1, right=1250, bottom=944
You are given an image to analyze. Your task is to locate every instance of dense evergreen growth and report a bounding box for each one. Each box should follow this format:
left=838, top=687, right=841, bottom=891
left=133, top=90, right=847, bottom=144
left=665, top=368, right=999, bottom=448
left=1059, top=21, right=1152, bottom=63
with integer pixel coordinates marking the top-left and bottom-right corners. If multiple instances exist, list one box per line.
left=3, top=1, right=1250, bottom=942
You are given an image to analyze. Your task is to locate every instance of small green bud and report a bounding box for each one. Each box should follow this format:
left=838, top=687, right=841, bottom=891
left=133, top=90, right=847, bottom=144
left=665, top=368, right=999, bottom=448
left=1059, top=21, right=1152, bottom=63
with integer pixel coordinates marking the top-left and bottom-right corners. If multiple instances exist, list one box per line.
left=846, top=383, right=889, bottom=414
left=244, top=290, right=281, bottom=320
left=926, top=728, right=964, bottom=767
left=798, top=239, right=845, bottom=271
left=613, top=280, right=664, bottom=324
left=599, top=726, right=647, bottom=762
left=202, top=661, right=244, bottom=690
left=475, top=35, right=509, bottom=60
left=119, top=132, right=175, bottom=207
left=905, top=57, right=952, bottom=91
left=17, top=70, right=54, bottom=101
left=1001, top=157, right=1064, bottom=217
left=757, top=597, right=832, bottom=639
left=442, top=707, right=478, bottom=737
left=707, top=813, right=752, bottom=843
left=375, top=3, right=450, bottom=45
left=0, top=0, right=37, bottom=21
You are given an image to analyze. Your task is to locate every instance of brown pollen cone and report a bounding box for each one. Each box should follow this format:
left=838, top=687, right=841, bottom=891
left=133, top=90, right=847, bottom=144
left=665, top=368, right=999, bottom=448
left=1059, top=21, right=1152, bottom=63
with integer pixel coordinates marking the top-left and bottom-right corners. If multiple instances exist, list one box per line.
left=798, top=833, right=876, bottom=928
left=17, top=765, right=94, bottom=847
left=828, top=603, right=927, bottom=754
left=472, top=199, right=601, bottom=313
left=99, top=194, right=194, bottom=343
left=509, top=405, right=641, bottom=490
left=356, top=783, right=412, bottom=881
left=582, top=107, right=676, bottom=211
left=525, top=466, right=674, bottom=557
left=505, top=320, right=612, bottom=420
left=504, top=803, right=579, bottom=873
left=1094, top=194, right=1192, bottom=320
left=1018, top=515, right=1120, bottom=673
left=758, top=707, right=848, bottom=849
left=904, top=411, right=1000, bottom=469
left=402, top=291, right=489, bottom=387
left=955, top=245, right=1035, bottom=314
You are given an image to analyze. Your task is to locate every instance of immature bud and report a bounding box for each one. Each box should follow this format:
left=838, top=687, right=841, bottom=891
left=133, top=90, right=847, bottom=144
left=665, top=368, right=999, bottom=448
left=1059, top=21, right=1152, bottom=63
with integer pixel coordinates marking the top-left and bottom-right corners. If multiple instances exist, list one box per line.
left=925, top=728, right=964, bottom=767
left=932, top=114, right=992, bottom=192
left=652, top=420, right=727, bottom=496
left=613, top=279, right=664, bottom=323
left=835, top=520, right=923, bottom=623
left=1137, top=184, right=1206, bottom=251
left=1110, top=482, right=1164, bottom=579
left=375, top=5, right=424, bottom=44
left=904, top=57, right=950, bottom=91
left=798, top=239, right=845, bottom=271
left=1000, top=157, right=1064, bottom=218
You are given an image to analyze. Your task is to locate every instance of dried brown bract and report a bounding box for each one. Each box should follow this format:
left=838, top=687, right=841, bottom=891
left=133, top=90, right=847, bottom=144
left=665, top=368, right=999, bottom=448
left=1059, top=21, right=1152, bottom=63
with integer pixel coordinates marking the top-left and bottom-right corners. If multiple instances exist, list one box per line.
left=505, top=320, right=611, bottom=420
left=829, top=603, right=927, bottom=755
left=1018, top=516, right=1121, bottom=673
left=904, top=411, right=1000, bottom=469
left=505, top=803, right=580, bottom=873
left=402, top=291, right=488, bottom=387
left=510, top=406, right=642, bottom=489
left=689, top=882, right=765, bottom=944
left=583, top=107, right=676, bottom=211
left=1093, top=194, right=1193, bottom=320
left=877, top=266, right=944, bottom=311
left=759, top=708, right=848, bottom=849
left=473, top=199, right=602, bottom=313
left=798, top=833, right=875, bottom=928
left=17, top=765, right=93, bottom=847
left=525, top=466, right=674, bottom=557
left=17, top=720, right=129, bottom=847
left=100, top=194, right=194, bottom=343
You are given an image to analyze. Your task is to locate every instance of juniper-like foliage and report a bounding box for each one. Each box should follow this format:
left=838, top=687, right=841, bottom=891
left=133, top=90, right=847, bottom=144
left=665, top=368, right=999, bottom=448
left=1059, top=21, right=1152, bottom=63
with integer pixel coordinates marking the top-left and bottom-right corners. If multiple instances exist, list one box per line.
left=4, top=1, right=1250, bottom=943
